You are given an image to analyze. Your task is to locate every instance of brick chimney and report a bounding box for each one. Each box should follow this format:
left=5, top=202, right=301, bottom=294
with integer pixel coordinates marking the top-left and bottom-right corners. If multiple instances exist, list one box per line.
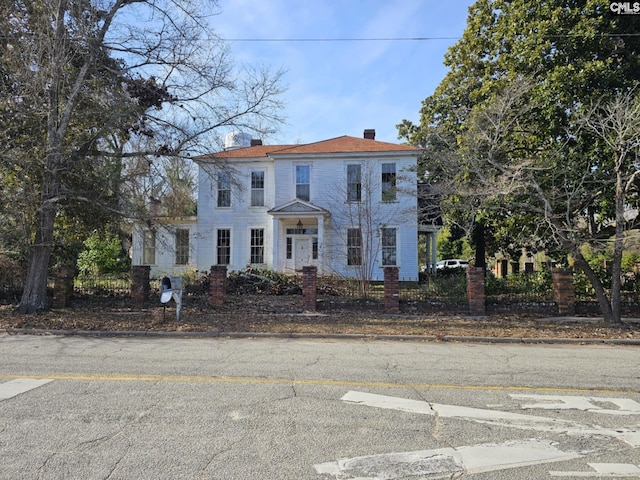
left=149, top=197, right=162, bottom=216
left=250, top=139, right=263, bottom=146
left=363, top=129, right=375, bottom=140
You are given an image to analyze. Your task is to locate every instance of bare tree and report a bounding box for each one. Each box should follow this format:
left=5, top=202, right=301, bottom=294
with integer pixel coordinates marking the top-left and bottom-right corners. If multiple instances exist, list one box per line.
left=327, top=162, right=407, bottom=296
left=434, top=81, right=640, bottom=324
left=4, top=0, right=285, bottom=313
left=574, top=90, right=640, bottom=322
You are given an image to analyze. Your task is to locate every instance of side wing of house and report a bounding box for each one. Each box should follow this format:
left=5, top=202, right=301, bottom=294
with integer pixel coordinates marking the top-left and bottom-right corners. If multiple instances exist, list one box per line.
left=131, top=218, right=197, bottom=278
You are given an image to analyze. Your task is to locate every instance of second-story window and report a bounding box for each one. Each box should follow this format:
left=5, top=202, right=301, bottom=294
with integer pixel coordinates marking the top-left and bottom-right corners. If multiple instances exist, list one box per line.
left=251, top=171, right=265, bottom=207
left=381, top=163, right=396, bottom=202
left=296, top=165, right=310, bottom=201
left=347, top=164, right=361, bottom=202
left=217, top=171, right=231, bottom=208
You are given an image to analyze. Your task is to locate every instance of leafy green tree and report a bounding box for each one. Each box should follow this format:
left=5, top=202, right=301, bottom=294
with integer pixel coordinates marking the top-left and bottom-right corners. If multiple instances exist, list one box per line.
left=398, top=0, right=640, bottom=323
left=436, top=225, right=473, bottom=261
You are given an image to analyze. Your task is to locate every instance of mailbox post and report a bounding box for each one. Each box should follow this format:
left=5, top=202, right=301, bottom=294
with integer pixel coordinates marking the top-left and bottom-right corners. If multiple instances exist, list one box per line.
left=160, top=276, right=183, bottom=321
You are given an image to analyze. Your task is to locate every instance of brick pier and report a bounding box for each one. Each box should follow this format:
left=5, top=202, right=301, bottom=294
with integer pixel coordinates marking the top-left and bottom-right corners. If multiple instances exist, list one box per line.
left=552, top=268, right=575, bottom=315
left=209, top=265, right=227, bottom=306
left=466, top=267, right=486, bottom=316
left=302, top=266, right=317, bottom=311
left=131, top=265, right=150, bottom=307
left=384, top=267, right=400, bottom=313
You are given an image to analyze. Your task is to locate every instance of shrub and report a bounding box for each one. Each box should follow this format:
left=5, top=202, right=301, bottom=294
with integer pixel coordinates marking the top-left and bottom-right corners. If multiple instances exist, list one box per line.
left=77, top=232, right=129, bottom=275
left=485, top=269, right=553, bottom=301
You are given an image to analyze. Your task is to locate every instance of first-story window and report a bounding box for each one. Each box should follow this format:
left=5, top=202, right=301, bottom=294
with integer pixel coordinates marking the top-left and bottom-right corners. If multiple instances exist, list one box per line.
left=142, top=230, right=156, bottom=265
left=347, top=228, right=362, bottom=266
left=250, top=228, right=264, bottom=264
left=381, top=227, right=397, bottom=266
left=175, top=229, right=189, bottom=265
left=217, top=229, right=231, bottom=265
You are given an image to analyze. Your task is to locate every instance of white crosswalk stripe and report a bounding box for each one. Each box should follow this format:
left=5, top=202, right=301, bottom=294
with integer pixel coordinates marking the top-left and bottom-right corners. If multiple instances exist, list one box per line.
left=0, top=378, right=53, bottom=400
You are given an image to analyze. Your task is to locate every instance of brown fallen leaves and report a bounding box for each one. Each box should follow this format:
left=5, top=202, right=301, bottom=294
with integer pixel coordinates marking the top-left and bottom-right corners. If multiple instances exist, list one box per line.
left=1, top=294, right=639, bottom=341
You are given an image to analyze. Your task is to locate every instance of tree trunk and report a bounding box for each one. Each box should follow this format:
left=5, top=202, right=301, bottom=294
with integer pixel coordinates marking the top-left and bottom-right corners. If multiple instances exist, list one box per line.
left=15, top=1, right=69, bottom=314
left=610, top=151, right=627, bottom=324
left=15, top=245, right=52, bottom=313
left=15, top=146, right=63, bottom=313
left=573, top=252, right=619, bottom=325
left=472, top=220, right=486, bottom=270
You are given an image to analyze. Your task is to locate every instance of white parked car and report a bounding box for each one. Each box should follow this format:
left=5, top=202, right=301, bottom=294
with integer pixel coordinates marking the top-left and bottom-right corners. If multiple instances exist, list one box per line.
left=436, top=259, right=469, bottom=270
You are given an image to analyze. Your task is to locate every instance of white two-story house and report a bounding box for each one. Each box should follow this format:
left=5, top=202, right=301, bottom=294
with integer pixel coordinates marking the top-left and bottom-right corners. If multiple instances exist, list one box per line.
left=131, top=129, right=424, bottom=281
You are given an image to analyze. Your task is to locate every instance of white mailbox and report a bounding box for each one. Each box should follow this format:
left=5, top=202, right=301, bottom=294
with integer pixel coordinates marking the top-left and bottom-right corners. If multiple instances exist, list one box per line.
left=160, top=276, right=183, bottom=321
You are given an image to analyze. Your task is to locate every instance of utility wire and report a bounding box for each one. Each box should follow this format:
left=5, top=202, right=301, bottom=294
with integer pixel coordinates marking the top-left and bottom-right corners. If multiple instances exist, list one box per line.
left=220, top=33, right=640, bottom=42
left=221, top=37, right=461, bottom=42
left=2, top=33, right=640, bottom=42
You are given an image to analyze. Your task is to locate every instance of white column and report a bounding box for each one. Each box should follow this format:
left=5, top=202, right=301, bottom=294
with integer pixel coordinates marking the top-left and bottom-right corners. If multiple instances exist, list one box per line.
left=272, top=217, right=280, bottom=271
left=317, top=215, right=324, bottom=274
left=430, top=231, right=437, bottom=273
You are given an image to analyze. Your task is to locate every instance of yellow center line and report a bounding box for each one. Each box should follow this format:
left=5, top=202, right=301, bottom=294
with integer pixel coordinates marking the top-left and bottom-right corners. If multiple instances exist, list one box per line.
left=0, top=373, right=636, bottom=395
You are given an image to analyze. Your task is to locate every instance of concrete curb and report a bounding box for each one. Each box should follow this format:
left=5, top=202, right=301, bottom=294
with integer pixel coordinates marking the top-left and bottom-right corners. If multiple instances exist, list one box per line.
left=1, top=328, right=639, bottom=345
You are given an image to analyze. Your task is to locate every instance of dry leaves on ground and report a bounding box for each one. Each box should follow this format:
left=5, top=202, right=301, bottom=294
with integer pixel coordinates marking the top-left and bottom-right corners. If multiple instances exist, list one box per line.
left=1, top=295, right=638, bottom=341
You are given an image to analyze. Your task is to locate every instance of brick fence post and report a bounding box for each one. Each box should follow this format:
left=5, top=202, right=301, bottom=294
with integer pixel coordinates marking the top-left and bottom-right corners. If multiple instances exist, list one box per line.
left=209, top=265, right=227, bottom=306
left=302, top=266, right=317, bottom=311
left=384, top=266, right=400, bottom=313
left=466, top=267, right=486, bottom=316
left=131, top=265, right=150, bottom=307
left=52, top=266, right=74, bottom=308
left=552, top=268, right=575, bottom=315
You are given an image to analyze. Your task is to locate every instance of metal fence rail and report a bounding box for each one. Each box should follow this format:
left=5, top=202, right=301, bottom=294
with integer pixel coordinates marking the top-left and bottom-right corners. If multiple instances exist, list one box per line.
left=1, top=271, right=638, bottom=315
left=73, top=275, right=131, bottom=297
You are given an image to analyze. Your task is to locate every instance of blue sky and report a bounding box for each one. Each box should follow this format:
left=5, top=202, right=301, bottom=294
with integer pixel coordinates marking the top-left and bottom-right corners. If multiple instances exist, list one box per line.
left=214, top=0, right=476, bottom=145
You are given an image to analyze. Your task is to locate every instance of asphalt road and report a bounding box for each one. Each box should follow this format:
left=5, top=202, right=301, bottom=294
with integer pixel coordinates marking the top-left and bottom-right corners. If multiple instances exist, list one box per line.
left=1, top=334, right=639, bottom=479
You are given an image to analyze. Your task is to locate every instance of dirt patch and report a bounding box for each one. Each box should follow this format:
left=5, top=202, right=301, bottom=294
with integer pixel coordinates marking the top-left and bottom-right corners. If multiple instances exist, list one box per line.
left=1, top=295, right=639, bottom=341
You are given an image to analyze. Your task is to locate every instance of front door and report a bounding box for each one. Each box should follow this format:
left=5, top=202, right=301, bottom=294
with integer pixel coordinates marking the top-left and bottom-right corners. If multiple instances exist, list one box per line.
left=294, top=238, right=311, bottom=271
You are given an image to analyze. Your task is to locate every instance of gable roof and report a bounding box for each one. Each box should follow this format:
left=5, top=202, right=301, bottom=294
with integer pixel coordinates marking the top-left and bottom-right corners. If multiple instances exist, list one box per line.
left=267, top=199, right=331, bottom=216
left=194, top=135, right=421, bottom=160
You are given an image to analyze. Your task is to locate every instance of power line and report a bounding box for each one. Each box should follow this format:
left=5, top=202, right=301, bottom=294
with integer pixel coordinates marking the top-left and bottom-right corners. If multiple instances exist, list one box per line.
left=2, top=32, right=640, bottom=43
left=219, top=33, right=640, bottom=43
left=221, top=37, right=461, bottom=42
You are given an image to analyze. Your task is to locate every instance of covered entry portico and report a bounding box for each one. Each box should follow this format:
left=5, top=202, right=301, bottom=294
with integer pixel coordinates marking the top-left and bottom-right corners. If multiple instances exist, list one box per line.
left=268, top=199, right=331, bottom=274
